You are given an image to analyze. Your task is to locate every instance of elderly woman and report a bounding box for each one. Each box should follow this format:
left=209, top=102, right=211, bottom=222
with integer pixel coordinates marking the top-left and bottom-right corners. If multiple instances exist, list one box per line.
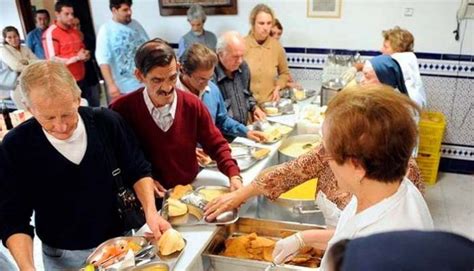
left=0, top=26, right=37, bottom=108
left=381, top=26, right=427, bottom=108
left=208, top=85, right=433, bottom=270
left=244, top=4, right=290, bottom=103
left=177, top=4, right=217, bottom=58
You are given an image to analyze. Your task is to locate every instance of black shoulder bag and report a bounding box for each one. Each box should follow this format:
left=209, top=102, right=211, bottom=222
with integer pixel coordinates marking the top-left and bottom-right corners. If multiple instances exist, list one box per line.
left=93, top=108, right=146, bottom=232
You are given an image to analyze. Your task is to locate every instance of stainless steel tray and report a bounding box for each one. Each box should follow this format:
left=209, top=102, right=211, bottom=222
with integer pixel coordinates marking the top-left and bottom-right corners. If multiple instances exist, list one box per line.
left=161, top=185, right=239, bottom=226
left=86, top=236, right=149, bottom=268
left=202, top=217, right=325, bottom=271
left=200, top=142, right=270, bottom=171
left=86, top=236, right=186, bottom=270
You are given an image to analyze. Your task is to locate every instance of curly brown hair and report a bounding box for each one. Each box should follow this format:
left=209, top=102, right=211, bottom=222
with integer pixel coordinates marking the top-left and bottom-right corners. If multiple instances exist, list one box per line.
left=382, top=26, right=414, bottom=52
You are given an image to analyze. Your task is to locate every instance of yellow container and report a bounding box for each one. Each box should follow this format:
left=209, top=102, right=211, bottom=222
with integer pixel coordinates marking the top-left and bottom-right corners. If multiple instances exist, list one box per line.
left=279, top=178, right=318, bottom=200
left=418, top=111, right=446, bottom=155
left=416, top=111, right=446, bottom=185
left=416, top=152, right=442, bottom=185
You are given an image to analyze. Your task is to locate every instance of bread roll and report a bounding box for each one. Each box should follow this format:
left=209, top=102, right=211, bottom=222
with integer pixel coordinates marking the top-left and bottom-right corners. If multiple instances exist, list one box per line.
left=157, top=229, right=185, bottom=256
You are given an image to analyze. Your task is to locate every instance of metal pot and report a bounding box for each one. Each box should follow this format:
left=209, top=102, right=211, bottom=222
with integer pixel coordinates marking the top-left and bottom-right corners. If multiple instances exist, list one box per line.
left=320, top=78, right=346, bottom=106
left=278, top=134, right=321, bottom=164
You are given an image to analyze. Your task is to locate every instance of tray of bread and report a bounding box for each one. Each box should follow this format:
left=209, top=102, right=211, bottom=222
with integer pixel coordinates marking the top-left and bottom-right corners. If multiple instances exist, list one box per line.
left=202, top=217, right=325, bottom=271
left=85, top=229, right=186, bottom=271
left=199, top=142, right=270, bottom=171
left=248, top=121, right=293, bottom=144
left=161, top=184, right=239, bottom=226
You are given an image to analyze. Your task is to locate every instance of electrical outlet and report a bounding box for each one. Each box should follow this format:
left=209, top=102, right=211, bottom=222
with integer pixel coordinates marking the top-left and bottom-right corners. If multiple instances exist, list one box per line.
left=404, top=8, right=414, bottom=17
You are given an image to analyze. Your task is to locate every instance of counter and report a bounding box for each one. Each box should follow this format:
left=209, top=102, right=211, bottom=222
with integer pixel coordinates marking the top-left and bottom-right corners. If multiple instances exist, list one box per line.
left=139, top=96, right=321, bottom=270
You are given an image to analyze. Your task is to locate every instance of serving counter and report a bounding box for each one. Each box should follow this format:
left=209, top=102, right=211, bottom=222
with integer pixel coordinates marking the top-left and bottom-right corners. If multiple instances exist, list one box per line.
left=139, top=97, right=322, bottom=270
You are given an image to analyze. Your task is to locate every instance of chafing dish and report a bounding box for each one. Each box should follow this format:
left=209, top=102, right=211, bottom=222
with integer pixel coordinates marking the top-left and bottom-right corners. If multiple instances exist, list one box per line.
left=261, top=98, right=294, bottom=116
left=200, top=142, right=270, bottom=171
left=202, top=217, right=325, bottom=271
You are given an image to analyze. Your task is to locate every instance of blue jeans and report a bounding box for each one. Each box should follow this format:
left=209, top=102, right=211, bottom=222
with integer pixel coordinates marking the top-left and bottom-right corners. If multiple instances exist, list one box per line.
left=42, top=243, right=95, bottom=270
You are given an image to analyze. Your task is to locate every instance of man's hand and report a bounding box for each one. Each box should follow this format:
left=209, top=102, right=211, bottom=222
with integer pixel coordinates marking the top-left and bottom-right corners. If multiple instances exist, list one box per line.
left=76, top=49, right=88, bottom=61
left=252, top=106, right=266, bottom=121
left=270, top=87, right=281, bottom=102
left=153, top=180, right=166, bottom=198
left=196, top=148, right=212, bottom=166
left=246, top=130, right=267, bottom=142
left=107, top=83, right=122, bottom=101
left=144, top=212, right=171, bottom=240
left=229, top=175, right=243, bottom=191
left=83, top=49, right=91, bottom=61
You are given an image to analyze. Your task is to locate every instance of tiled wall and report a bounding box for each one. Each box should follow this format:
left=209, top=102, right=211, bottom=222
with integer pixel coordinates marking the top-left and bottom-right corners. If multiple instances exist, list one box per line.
left=286, top=48, right=474, bottom=173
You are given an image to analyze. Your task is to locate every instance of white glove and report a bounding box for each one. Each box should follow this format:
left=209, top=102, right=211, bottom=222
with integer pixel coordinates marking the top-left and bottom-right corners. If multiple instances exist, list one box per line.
left=272, top=232, right=305, bottom=264
left=341, top=67, right=357, bottom=83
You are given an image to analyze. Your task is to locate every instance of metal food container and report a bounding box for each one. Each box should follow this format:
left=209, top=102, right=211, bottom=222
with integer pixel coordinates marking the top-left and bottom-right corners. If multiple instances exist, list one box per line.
left=202, top=217, right=325, bottom=271
left=161, top=185, right=239, bottom=226
left=261, top=98, right=294, bottom=116
left=320, top=78, right=346, bottom=106
left=200, top=142, right=270, bottom=171
left=87, top=236, right=148, bottom=268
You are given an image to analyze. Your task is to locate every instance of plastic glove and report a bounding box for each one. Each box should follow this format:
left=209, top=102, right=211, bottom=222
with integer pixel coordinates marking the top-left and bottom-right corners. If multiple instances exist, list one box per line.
left=272, top=232, right=305, bottom=264
left=341, top=67, right=357, bottom=83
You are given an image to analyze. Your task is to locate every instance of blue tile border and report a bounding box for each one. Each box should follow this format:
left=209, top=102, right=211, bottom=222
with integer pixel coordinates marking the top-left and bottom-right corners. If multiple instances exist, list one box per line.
left=285, top=47, right=306, bottom=53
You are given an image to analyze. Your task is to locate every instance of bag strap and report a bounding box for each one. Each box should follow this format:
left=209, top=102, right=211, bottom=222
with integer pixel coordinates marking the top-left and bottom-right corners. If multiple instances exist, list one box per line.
left=93, top=107, right=127, bottom=193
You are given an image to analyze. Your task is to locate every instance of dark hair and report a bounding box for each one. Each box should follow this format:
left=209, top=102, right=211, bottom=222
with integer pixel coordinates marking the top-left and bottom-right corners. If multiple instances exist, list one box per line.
left=273, top=18, right=283, bottom=31
left=135, top=38, right=176, bottom=76
left=110, top=0, right=133, bottom=11
left=55, top=1, right=73, bottom=13
left=35, top=9, right=50, bottom=19
left=2, top=26, right=19, bottom=45
left=327, top=239, right=350, bottom=271
left=180, top=43, right=218, bottom=75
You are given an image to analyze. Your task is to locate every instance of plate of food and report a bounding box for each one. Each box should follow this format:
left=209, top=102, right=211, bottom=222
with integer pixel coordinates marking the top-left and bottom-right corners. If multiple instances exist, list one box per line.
left=161, top=185, right=239, bottom=226
left=198, top=143, right=271, bottom=170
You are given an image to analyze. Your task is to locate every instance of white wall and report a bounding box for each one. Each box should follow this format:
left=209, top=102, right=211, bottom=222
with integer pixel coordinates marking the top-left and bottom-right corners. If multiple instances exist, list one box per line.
left=90, top=0, right=473, bottom=55
left=1, top=0, right=472, bottom=55
left=0, top=0, right=25, bottom=39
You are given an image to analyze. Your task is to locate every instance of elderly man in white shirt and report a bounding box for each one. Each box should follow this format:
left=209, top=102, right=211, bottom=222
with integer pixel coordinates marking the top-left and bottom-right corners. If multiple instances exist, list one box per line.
left=271, top=85, right=433, bottom=270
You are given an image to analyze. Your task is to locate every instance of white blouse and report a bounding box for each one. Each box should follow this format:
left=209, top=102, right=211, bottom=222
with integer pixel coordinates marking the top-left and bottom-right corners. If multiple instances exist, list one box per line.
left=319, top=178, right=434, bottom=270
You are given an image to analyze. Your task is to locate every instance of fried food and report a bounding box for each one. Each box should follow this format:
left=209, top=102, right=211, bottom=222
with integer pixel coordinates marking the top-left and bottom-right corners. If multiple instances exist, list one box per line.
left=264, top=107, right=279, bottom=115
left=169, top=184, right=193, bottom=199
left=93, top=240, right=142, bottom=267
left=221, top=233, right=275, bottom=261
left=167, top=198, right=188, bottom=217
left=157, top=229, right=185, bottom=256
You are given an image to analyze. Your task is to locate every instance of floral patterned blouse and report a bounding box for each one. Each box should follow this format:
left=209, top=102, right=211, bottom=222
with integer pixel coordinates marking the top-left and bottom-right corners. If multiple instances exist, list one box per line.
left=254, top=144, right=425, bottom=210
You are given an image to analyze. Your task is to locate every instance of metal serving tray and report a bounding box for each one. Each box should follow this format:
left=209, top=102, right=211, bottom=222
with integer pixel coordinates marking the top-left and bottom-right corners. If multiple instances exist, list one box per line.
left=86, top=236, right=186, bottom=271
left=161, top=185, right=239, bottom=226
left=202, top=217, right=325, bottom=271
left=200, top=142, right=270, bottom=171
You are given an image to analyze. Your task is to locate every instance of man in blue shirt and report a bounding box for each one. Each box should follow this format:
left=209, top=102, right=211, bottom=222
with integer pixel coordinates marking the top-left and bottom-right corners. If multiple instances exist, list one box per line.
left=177, top=43, right=266, bottom=142
left=25, top=9, right=50, bottom=59
left=95, top=0, right=149, bottom=101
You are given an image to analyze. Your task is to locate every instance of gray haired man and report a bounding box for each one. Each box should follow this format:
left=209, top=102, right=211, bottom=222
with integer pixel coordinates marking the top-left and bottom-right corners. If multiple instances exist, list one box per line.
left=212, top=31, right=266, bottom=125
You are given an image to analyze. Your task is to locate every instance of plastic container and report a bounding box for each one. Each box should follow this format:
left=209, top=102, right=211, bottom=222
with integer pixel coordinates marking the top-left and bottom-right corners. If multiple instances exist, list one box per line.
left=416, top=111, right=446, bottom=184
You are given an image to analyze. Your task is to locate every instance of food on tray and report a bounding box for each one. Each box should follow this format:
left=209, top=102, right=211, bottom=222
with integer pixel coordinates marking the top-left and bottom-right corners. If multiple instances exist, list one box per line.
left=167, top=198, right=188, bottom=217
left=199, top=189, right=227, bottom=202
left=169, top=184, right=193, bottom=199
left=139, top=266, right=169, bottom=271
left=221, top=233, right=275, bottom=262
left=293, top=88, right=306, bottom=101
left=264, top=107, right=279, bottom=115
left=92, top=240, right=142, bottom=267
left=280, top=141, right=318, bottom=158
left=302, top=105, right=327, bottom=124
left=157, top=229, right=185, bottom=256
left=263, top=128, right=282, bottom=142
left=252, top=148, right=270, bottom=160
left=220, top=232, right=322, bottom=267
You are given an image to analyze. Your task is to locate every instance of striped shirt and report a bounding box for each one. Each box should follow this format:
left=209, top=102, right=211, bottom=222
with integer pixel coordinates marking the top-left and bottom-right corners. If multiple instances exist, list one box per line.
left=42, top=21, right=85, bottom=81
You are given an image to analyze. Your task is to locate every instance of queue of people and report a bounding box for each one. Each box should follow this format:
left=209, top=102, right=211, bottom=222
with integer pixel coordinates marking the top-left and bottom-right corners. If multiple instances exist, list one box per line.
left=2, top=1, right=472, bottom=270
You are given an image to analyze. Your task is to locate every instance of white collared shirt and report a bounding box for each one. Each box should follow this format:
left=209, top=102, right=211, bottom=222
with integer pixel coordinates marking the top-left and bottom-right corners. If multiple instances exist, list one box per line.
left=319, top=178, right=434, bottom=271
left=176, top=76, right=210, bottom=100
left=142, top=88, right=177, bottom=132
left=43, top=114, right=87, bottom=165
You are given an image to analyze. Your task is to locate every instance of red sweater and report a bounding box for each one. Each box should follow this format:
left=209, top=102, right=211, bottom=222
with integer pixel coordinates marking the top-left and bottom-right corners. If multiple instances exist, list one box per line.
left=111, top=88, right=239, bottom=189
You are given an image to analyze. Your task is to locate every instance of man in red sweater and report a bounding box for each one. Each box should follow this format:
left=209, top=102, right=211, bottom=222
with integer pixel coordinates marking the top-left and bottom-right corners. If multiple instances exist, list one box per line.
left=111, top=38, right=242, bottom=195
